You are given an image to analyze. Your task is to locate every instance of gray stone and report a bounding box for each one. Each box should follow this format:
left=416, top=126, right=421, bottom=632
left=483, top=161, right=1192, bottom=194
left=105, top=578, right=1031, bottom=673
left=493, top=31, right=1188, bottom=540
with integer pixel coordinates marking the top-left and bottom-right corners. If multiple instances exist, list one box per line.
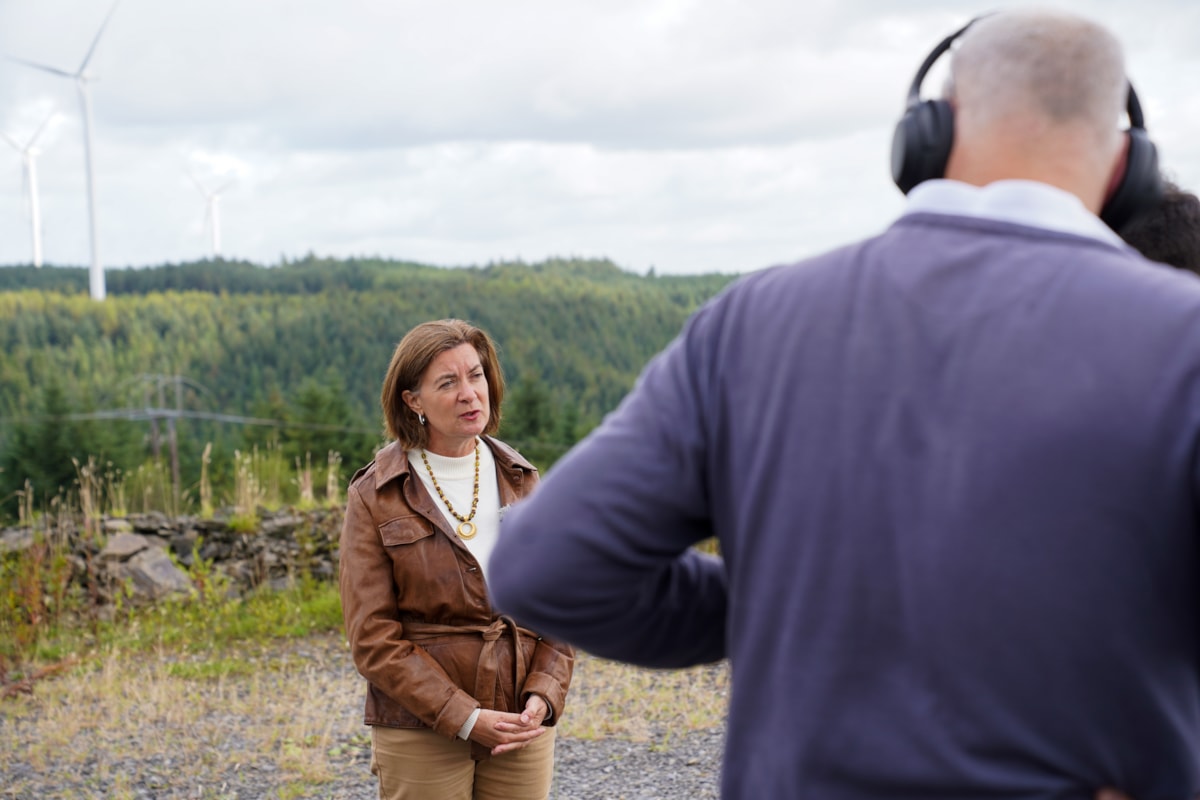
left=128, top=511, right=172, bottom=533
left=67, top=554, right=88, bottom=580
left=0, top=528, right=34, bottom=555
left=170, top=529, right=200, bottom=565
left=200, top=539, right=233, bottom=562
left=142, top=533, right=171, bottom=550
left=103, top=518, right=134, bottom=535
left=100, top=531, right=150, bottom=561
left=260, top=513, right=305, bottom=538
left=123, top=547, right=193, bottom=599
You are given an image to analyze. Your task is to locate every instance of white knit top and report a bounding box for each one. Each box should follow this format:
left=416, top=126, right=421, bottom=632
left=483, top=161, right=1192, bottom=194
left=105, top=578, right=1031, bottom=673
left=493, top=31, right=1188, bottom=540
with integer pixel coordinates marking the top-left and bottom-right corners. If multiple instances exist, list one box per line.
left=406, top=438, right=501, bottom=583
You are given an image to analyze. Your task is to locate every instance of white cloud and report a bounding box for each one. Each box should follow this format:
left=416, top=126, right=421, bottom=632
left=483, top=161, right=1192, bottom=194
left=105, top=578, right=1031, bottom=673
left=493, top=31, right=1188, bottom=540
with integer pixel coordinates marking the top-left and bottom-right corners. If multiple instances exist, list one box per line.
left=0, top=0, right=1196, bottom=275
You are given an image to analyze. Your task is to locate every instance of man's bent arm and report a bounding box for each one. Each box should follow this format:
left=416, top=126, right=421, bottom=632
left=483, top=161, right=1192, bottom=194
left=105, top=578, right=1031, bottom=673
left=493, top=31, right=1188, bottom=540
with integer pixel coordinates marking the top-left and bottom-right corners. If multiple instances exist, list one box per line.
left=490, top=305, right=727, bottom=668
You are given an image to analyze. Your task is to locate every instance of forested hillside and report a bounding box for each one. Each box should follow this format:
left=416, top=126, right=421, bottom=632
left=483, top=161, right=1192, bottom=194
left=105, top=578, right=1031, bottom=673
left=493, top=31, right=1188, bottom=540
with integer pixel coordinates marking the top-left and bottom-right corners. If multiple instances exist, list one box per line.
left=0, top=256, right=735, bottom=519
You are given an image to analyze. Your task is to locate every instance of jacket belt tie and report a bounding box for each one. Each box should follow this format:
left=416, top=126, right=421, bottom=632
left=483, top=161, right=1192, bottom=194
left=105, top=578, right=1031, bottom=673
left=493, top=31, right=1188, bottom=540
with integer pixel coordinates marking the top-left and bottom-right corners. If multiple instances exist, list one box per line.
left=402, top=616, right=535, bottom=760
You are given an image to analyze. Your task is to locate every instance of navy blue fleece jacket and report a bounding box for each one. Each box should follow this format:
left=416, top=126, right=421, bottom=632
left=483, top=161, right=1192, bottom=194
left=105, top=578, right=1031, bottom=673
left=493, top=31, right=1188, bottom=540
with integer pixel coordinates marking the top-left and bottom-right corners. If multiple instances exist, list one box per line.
left=491, top=212, right=1200, bottom=799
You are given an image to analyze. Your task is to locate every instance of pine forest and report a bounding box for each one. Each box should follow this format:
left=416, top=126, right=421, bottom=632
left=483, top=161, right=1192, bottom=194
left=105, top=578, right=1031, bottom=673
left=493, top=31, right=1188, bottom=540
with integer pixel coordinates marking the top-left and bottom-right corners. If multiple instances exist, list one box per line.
left=0, top=256, right=736, bottom=522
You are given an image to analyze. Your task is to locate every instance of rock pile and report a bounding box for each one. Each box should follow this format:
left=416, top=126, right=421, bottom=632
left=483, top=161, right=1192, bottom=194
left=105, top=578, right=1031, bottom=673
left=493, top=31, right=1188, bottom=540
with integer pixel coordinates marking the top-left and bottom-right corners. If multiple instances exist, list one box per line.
left=0, top=507, right=344, bottom=605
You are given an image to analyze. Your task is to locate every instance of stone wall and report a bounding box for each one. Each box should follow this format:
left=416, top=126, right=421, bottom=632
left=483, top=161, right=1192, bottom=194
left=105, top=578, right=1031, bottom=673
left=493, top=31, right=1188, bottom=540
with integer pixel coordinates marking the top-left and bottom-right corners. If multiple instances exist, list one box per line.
left=0, top=507, right=344, bottom=605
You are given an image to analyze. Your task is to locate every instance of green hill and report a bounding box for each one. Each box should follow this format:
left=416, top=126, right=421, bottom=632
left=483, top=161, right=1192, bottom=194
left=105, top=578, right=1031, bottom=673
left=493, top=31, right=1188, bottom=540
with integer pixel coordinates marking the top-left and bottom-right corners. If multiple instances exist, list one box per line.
left=0, top=256, right=736, bottom=519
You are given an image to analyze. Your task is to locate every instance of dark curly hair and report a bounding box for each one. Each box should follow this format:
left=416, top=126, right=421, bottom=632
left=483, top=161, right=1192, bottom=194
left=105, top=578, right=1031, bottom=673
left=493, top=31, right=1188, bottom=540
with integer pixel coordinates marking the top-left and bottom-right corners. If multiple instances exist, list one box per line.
left=1119, top=179, right=1200, bottom=275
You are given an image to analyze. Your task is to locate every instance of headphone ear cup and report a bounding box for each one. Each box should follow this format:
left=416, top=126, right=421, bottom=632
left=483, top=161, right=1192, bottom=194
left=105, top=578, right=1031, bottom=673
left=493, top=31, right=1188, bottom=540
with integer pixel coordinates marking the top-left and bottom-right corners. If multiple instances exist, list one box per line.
left=1101, top=128, right=1164, bottom=230
left=891, top=99, right=956, bottom=194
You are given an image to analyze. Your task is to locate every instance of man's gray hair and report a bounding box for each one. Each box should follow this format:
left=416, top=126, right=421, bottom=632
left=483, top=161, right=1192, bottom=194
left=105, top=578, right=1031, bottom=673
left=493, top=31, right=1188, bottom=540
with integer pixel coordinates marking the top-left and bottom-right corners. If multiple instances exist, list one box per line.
left=947, top=11, right=1127, bottom=134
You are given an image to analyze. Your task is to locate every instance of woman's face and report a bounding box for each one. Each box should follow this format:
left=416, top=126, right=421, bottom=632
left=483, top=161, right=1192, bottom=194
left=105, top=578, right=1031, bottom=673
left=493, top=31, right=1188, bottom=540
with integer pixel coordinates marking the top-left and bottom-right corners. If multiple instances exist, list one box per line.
left=403, top=343, right=490, bottom=457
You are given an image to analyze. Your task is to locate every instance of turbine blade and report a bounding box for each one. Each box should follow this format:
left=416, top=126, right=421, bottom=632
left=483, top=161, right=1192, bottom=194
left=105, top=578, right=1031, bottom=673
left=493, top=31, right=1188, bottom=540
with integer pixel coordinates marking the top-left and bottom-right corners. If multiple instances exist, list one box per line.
left=28, top=113, right=56, bottom=149
left=214, top=179, right=236, bottom=195
left=0, top=130, right=20, bottom=151
left=187, top=169, right=207, bottom=195
left=78, top=0, right=122, bottom=74
left=6, top=55, right=74, bottom=79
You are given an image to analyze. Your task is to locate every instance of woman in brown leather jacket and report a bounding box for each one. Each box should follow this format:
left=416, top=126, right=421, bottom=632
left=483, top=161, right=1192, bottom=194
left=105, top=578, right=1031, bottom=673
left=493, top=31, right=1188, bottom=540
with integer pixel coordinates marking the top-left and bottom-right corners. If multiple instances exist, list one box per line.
left=339, top=319, right=574, bottom=800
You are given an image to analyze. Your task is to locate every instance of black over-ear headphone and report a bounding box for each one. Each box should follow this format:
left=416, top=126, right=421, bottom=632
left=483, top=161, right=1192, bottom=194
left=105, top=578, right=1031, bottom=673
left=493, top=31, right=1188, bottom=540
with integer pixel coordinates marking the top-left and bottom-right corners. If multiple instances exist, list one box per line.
left=889, top=17, right=1164, bottom=230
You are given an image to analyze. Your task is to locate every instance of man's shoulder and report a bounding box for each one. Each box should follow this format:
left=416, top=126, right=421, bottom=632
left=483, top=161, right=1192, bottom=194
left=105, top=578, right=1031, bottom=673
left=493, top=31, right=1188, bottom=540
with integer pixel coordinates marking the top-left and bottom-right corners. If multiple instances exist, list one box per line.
left=692, top=214, right=1200, bottom=341
left=726, top=217, right=992, bottom=292
left=701, top=231, right=896, bottom=322
left=880, top=211, right=1174, bottom=290
left=722, top=235, right=881, bottom=295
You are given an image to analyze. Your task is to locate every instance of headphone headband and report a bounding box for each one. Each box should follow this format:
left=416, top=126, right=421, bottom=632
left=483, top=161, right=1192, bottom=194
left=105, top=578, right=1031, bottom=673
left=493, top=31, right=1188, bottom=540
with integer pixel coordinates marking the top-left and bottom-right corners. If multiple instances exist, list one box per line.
left=1126, top=82, right=1146, bottom=129
left=904, top=18, right=978, bottom=110
left=890, top=16, right=1163, bottom=230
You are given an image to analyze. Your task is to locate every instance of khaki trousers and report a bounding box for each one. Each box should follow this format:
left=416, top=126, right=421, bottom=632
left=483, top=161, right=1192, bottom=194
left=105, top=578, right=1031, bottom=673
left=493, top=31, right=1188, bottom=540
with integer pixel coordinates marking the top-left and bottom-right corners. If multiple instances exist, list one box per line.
left=370, top=724, right=556, bottom=800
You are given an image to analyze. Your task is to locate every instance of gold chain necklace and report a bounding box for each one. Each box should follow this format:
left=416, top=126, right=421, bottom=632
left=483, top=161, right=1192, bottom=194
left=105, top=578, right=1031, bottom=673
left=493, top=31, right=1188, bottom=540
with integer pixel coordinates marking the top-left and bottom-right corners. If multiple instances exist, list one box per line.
left=420, top=443, right=480, bottom=539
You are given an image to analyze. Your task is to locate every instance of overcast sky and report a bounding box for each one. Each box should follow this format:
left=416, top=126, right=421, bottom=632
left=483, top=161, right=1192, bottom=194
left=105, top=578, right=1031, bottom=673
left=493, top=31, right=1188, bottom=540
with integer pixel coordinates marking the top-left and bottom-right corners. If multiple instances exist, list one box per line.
left=0, top=0, right=1196, bottom=277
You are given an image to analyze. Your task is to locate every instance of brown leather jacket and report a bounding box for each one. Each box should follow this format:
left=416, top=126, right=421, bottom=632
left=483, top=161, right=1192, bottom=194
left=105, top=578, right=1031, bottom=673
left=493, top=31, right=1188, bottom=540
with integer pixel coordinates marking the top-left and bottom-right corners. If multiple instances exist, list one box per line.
left=339, top=435, right=574, bottom=753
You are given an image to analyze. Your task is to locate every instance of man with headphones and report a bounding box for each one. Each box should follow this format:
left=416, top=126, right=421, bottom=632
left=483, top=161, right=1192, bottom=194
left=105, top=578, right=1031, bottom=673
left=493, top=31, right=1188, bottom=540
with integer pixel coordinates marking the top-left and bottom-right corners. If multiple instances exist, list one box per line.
left=491, top=10, right=1199, bottom=799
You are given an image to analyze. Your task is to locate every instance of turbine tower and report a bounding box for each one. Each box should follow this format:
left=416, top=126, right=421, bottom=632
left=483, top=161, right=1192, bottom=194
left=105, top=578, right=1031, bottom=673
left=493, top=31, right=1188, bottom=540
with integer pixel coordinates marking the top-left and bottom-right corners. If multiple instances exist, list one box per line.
left=8, top=1, right=121, bottom=299
left=189, top=173, right=235, bottom=258
left=1, top=113, right=55, bottom=268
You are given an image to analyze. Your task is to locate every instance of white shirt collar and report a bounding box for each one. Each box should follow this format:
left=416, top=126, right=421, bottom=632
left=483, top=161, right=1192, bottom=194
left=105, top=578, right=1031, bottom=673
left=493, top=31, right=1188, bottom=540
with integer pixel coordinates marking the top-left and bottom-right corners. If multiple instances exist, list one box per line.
left=902, top=179, right=1125, bottom=248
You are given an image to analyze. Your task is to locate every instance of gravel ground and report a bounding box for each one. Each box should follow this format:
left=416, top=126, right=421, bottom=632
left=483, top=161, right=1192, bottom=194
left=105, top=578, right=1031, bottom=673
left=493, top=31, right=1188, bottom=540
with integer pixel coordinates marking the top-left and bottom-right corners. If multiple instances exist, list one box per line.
left=267, top=718, right=726, bottom=800
left=0, top=634, right=726, bottom=800
left=25, top=732, right=728, bottom=800
left=252, top=728, right=726, bottom=800
left=550, top=729, right=724, bottom=800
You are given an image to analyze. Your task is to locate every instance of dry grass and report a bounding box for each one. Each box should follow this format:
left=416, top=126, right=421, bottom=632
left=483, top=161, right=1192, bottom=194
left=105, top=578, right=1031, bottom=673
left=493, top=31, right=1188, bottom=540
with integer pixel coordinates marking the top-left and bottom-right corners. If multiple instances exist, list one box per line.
left=0, top=634, right=364, bottom=799
left=559, top=654, right=729, bottom=743
left=0, top=630, right=728, bottom=799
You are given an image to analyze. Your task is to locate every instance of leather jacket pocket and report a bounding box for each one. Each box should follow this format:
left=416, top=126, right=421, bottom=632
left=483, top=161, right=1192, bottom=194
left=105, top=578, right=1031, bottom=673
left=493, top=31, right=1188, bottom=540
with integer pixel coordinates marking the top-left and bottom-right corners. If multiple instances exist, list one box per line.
left=377, top=515, right=460, bottom=611
left=379, top=515, right=435, bottom=546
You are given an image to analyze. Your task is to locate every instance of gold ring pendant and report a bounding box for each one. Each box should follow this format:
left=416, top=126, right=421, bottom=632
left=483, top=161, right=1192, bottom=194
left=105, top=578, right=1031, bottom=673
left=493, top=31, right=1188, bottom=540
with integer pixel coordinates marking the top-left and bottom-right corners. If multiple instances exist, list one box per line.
left=456, top=521, right=477, bottom=540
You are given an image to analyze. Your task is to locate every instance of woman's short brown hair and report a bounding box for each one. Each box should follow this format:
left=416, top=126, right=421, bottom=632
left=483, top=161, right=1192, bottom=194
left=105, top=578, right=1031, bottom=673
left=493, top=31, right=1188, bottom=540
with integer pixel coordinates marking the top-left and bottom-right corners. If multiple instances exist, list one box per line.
left=381, top=319, right=505, bottom=449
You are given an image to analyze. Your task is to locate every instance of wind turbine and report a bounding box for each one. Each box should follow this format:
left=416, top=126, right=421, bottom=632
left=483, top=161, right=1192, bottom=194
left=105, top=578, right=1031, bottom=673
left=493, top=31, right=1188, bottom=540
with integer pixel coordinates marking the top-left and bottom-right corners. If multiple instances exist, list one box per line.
left=7, top=1, right=121, bottom=299
left=189, top=172, right=235, bottom=258
left=1, top=113, right=55, bottom=268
